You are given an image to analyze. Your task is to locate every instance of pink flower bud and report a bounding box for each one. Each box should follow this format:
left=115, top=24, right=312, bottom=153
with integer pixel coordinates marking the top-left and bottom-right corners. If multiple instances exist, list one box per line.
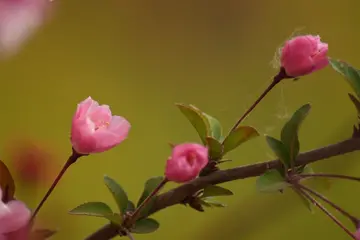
left=71, top=97, right=131, bottom=154
left=280, top=35, right=329, bottom=77
left=165, top=143, right=208, bottom=183
left=0, top=187, right=30, bottom=235
left=0, top=0, right=53, bottom=57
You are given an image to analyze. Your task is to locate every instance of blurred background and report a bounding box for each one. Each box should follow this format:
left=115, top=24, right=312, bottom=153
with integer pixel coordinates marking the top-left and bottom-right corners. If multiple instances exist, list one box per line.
left=1, top=0, right=360, bottom=239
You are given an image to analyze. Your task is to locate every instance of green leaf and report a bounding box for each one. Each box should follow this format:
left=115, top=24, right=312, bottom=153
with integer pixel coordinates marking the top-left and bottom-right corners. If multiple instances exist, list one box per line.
left=265, top=135, right=290, bottom=168
left=291, top=187, right=313, bottom=213
left=349, top=93, right=360, bottom=115
left=103, top=175, right=129, bottom=215
left=69, top=202, right=121, bottom=224
left=256, top=169, right=290, bottom=193
left=131, top=218, right=160, bottom=234
left=281, top=104, right=311, bottom=164
left=222, top=126, right=259, bottom=154
left=175, top=103, right=210, bottom=144
left=329, top=59, right=360, bottom=98
left=0, top=160, right=15, bottom=202
left=127, top=201, right=135, bottom=212
left=201, top=197, right=227, bottom=208
left=137, top=176, right=164, bottom=217
left=206, top=137, right=223, bottom=160
left=137, top=176, right=164, bottom=206
left=30, top=229, right=57, bottom=240
left=201, top=185, right=233, bottom=198
left=202, top=113, right=223, bottom=140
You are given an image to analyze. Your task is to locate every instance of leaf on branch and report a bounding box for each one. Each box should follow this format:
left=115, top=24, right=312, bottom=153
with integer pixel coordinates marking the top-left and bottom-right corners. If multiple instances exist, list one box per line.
left=103, top=175, right=129, bottom=215
left=205, top=137, right=223, bottom=160
left=131, top=218, right=160, bottom=234
left=137, top=176, right=164, bottom=217
left=281, top=104, right=311, bottom=164
left=256, top=169, right=290, bottom=193
left=175, top=103, right=211, bottom=144
left=69, top=202, right=121, bottom=225
left=201, top=185, right=233, bottom=198
left=265, top=135, right=291, bottom=168
left=200, top=197, right=227, bottom=208
left=329, top=59, right=360, bottom=99
left=291, top=187, right=313, bottom=213
left=126, top=201, right=135, bottom=212
left=202, top=112, right=223, bottom=141
left=222, top=126, right=259, bottom=154
left=30, top=229, right=57, bottom=240
left=0, top=160, right=15, bottom=202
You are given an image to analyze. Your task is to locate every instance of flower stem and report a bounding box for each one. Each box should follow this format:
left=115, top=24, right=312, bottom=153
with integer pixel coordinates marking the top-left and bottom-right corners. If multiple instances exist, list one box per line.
left=300, top=173, right=360, bottom=182
left=125, top=178, right=168, bottom=227
left=226, top=68, right=286, bottom=135
left=30, top=149, right=83, bottom=222
left=293, top=184, right=357, bottom=239
left=297, top=183, right=359, bottom=227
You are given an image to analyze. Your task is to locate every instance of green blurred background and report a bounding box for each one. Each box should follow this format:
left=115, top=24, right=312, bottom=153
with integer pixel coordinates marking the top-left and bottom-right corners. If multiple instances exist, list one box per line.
left=1, top=0, right=360, bottom=239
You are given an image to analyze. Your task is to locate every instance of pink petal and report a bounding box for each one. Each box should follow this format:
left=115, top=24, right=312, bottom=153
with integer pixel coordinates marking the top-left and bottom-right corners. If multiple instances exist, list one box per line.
left=0, top=201, right=30, bottom=234
left=89, top=105, right=112, bottom=126
left=107, top=116, right=131, bottom=138
left=282, top=54, right=314, bottom=77
left=74, top=97, right=99, bottom=120
left=92, top=129, right=126, bottom=153
left=71, top=119, right=97, bottom=154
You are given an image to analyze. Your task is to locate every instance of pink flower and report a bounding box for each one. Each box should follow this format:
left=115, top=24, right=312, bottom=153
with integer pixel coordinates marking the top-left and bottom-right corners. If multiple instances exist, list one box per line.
left=355, top=228, right=360, bottom=240
left=280, top=35, right=329, bottom=77
left=0, top=187, right=31, bottom=236
left=71, top=97, right=131, bottom=154
left=165, top=143, right=208, bottom=183
left=0, top=0, right=52, bottom=57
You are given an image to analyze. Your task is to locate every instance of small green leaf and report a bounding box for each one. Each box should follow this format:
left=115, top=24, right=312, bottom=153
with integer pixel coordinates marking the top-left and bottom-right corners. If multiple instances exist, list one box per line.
left=137, top=176, right=164, bottom=217
left=349, top=93, right=360, bottom=115
left=127, top=201, right=135, bottom=212
left=132, top=218, right=160, bottom=234
left=206, top=137, right=223, bottom=160
left=0, top=160, right=15, bottom=202
left=202, top=113, right=223, bottom=140
left=103, top=175, right=129, bottom=215
left=137, top=176, right=164, bottom=206
left=176, top=103, right=210, bottom=144
left=30, top=229, right=57, bottom=240
left=201, top=197, right=227, bottom=208
left=256, top=169, right=290, bottom=192
left=265, top=135, right=290, bottom=168
left=69, top=202, right=121, bottom=224
left=222, top=126, right=259, bottom=154
left=201, top=185, right=233, bottom=198
left=291, top=187, right=313, bottom=213
left=329, top=59, right=360, bottom=98
left=281, top=104, right=311, bottom=164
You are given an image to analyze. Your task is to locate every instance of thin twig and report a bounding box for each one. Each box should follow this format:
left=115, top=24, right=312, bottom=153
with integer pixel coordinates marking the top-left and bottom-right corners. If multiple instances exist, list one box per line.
left=85, top=137, right=360, bottom=240
left=297, top=184, right=359, bottom=226
left=293, top=185, right=357, bottom=239
left=300, top=173, right=360, bottom=182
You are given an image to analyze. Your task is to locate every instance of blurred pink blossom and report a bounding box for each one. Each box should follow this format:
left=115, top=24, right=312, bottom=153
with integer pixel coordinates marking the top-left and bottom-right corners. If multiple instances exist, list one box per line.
left=165, top=143, right=208, bottom=183
left=71, top=97, right=131, bottom=154
left=0, top=0, right=52, bottom=57
left=280, top=35, right=329, bottom=77
left=355, top=228, right=360, bottom=240
left=0, top=187, right=30, bottom=238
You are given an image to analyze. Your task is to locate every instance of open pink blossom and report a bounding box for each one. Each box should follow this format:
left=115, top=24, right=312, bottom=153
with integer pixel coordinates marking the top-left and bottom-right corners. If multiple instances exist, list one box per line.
left=165, top=143, right=208, bottom=183
left=280, top=35, right=329, bottom=77
left=0, top=0, right=52, bottom=57
left=71, top=97, right=131, bottom=154
left=0, top=187, right=31, bottom=236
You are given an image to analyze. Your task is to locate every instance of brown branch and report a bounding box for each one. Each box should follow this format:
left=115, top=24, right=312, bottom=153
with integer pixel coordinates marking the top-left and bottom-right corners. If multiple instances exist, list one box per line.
left=84, top=137, right=360, bottom=240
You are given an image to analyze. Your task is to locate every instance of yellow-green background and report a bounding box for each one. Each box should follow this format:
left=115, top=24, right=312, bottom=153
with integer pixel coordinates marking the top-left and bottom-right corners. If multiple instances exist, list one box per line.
left=1, top=0, right=360, bottom=239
